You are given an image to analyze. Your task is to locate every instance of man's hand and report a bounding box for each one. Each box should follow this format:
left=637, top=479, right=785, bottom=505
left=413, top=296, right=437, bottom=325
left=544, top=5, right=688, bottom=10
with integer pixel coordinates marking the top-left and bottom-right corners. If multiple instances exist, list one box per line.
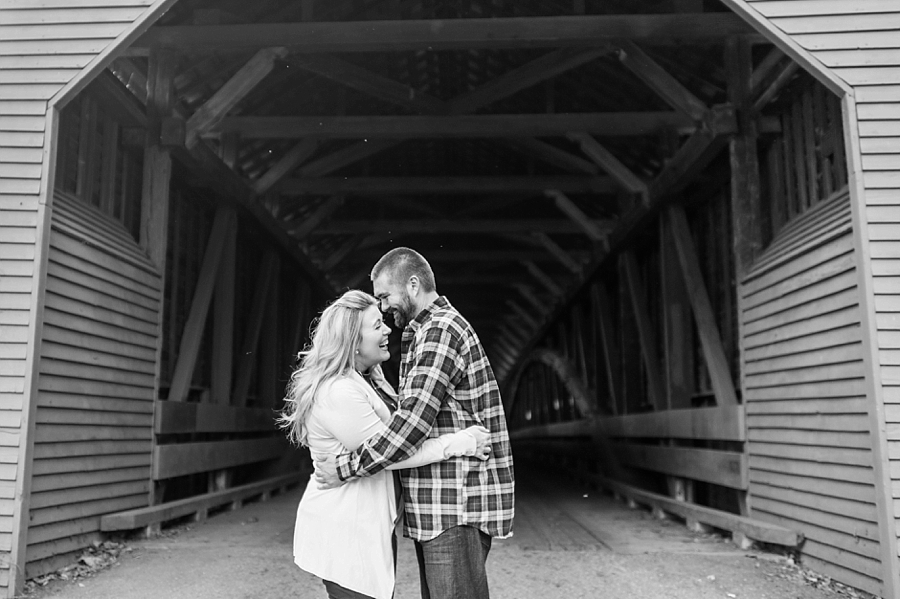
left=313, top=453, right=346, bottom=490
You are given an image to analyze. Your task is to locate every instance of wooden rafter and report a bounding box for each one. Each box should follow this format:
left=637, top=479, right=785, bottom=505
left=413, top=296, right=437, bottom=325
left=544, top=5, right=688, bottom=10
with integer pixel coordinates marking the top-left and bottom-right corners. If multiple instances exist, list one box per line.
left=253, top=138, right=318, bottom=195
left=185, top=47, right=288, bottom=147
left=521, top=260, right=562, bottom=296
left=312, top=219, right=612, bottom=235
left=501, top=138, right=600, bottom=175
left=567, top=132, right=647, bottom=196
left=212, top=112, right=695, bottom=139
left=531, top=231, right=581, bottom=274
left=545, top=190, right=607, bottom=243
left=271, top=46, right=619, bottom=178
left=281, top=176, right=615, bottom=195
left=285, top=196, right=345, bottom=239
left=132, top=14, right=755, bottom=51
left=615, top=40, right=708, bottom=122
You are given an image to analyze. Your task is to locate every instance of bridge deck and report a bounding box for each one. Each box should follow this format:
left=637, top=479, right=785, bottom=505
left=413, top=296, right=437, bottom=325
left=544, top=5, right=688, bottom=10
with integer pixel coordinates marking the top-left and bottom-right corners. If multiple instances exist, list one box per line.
left=30, top=464, right=834, bottom=599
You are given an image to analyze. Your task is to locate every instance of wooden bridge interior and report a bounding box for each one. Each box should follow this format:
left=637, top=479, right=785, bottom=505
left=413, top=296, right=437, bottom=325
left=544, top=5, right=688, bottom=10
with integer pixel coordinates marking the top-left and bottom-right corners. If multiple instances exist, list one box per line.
left=32, top=0, right=857, bottom=588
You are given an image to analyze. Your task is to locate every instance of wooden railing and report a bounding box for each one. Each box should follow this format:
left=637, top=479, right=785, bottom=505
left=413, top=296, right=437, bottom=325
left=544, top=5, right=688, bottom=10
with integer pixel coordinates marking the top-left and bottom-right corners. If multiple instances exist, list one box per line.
left=511, top=405, right=800, bottom=548
left=101, top=401, right=303, bottom=534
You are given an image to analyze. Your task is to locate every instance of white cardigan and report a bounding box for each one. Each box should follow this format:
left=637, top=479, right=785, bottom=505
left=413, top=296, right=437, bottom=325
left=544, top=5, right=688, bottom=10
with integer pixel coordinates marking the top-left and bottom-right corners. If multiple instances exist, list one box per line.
left=293, top=370, right=472, bottom=599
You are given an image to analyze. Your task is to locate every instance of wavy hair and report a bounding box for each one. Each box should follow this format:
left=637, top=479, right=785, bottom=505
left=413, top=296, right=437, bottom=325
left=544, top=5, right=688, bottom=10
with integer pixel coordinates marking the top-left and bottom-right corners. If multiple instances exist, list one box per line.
left=279, top=289, right=378, bottom=446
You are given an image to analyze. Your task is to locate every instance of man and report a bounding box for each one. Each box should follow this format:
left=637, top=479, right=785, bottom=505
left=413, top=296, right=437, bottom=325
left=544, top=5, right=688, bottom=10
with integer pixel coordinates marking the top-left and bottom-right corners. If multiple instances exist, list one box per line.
left=315, top=247, right=514, bottom=599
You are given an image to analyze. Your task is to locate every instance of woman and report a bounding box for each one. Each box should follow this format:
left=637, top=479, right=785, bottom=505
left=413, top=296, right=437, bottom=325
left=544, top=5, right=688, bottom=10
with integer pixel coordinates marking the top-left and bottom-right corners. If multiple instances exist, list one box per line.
left=280, top=290, right=489, bottom=599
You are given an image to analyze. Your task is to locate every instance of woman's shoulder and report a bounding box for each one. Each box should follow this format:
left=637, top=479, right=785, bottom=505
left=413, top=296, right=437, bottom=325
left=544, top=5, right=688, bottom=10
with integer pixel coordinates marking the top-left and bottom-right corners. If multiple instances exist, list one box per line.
left=318, top=374, right=368, bottom=402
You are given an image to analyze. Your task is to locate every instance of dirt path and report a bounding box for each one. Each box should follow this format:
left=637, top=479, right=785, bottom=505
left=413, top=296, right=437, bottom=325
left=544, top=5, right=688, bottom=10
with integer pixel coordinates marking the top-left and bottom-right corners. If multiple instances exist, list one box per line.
left=24, top=470, right=861, bottom=599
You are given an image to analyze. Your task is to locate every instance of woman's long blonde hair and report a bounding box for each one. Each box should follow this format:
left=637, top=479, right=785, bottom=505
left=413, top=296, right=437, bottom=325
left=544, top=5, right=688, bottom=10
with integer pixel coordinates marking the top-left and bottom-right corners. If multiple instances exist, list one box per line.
left=279, top=290, right=379, bottom=446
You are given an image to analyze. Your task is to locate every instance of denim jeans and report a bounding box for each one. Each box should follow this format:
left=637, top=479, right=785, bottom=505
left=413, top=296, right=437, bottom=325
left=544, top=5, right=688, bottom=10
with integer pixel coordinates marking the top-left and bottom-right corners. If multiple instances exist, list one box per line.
left=414, top=525, right=492, bottom=599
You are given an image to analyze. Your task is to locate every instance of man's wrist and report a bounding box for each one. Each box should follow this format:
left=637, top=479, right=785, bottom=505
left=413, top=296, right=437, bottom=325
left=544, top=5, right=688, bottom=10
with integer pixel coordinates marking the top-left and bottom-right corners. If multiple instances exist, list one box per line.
left=336, top=452, right=356, bottom=481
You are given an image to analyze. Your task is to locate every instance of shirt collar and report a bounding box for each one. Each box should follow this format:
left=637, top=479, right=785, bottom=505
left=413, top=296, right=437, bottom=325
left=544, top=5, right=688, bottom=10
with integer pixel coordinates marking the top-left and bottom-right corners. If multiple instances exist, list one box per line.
left=408, top=295, right=450, bottom=333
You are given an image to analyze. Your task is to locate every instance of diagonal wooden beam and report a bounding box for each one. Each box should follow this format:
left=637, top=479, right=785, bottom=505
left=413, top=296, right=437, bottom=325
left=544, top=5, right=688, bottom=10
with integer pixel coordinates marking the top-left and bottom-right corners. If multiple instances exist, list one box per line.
left=287, top=54, right=447, bottom=114
left=447, top=47, right=611, bottom=115
left=253, top=138, right=318, bottom=195
left=620, top=250, right=664, bottom=411
left=132, top=14, right=756, bottom=52
left=567, top=132, right=647, bottom=196
left=269, top=47, right=631, bottom=177
left=545, top=189, right=607, bottom=243
left=285, top=195, right=345, bottom=239
left=513, top=283, right=546, bottom=314
left=508, top=300, right=540, bottom=330
left=667, top=206, right=737, bottom=406
left=521, top=260, right=562, bottom=296
left=168, top=208, right=236, bottom=402
left=233, top=251, right=280, bottom=406
left=281, top=176, right=615, bottom=196
left=167, top=139, right=334, bottom=293
left=185, top=47, right=288, bottom=147
left=213, top=112, right=695, bottom=139
left=501, top=138, right=600, bottom=175
left=531, top=231, right=581, bottom=274
left=321, top=234, right=371, bottom=271
left=615, top=40, right=708, bottom=122
left=590, top=283, right=619, bottom=414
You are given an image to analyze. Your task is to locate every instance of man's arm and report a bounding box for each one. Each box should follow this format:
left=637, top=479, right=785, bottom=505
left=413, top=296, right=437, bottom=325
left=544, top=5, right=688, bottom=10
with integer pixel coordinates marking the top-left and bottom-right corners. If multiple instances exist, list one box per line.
left=335, top=321, right=464, bottom=481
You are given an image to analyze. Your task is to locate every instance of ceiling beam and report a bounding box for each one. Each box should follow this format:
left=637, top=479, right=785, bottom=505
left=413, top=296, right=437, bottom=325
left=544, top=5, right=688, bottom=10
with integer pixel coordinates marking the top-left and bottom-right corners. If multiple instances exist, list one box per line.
left=185, top=47, right=288, bottom=147
left=132, top=14, right=755, bottom=52
left=253, top=138, right=318, bottom=194
left=567, top=132, right=647, bottom=196
left=545, top=190, right=608, bottom=243
left=311, top=219, right=612, bottom=235
left=501, top=138, right=600, bottom=175
left=272, top=47, right=618, bottom=178
left=280, top=176, right=615, bottom=195
left=615, top=40, right=708, bottom=122
left=284, top=195, right=344, bottom=239
left=212, top=112, right=695, bottom=139
left=287, top=54, right=448, bottom=114
left=531, top=231, right=581, bottom=274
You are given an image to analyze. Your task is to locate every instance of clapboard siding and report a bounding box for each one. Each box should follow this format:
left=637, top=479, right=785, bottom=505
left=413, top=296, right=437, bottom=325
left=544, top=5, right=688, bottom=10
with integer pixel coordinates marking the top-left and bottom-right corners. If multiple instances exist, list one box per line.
left=27, top=192, right=160, bottom=578
left=741, top=189, right=884, bottom=595
left=0, top=0, right=164, bottom=591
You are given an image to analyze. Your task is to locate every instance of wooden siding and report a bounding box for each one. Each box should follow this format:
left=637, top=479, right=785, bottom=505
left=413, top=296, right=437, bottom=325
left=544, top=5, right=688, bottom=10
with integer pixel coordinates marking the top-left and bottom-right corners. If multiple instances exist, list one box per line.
left=741, top=189, right=885, bottom=595
left=743, top=0, right=900, bottom=595
left=25, top=191, right=160, bottom=577
left=0, top=1, right=166, bottom=593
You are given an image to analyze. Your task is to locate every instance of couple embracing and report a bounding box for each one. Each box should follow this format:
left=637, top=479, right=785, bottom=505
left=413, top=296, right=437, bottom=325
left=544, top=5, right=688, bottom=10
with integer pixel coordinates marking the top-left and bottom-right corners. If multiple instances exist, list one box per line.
left=280, top=247, right=515, bottom=599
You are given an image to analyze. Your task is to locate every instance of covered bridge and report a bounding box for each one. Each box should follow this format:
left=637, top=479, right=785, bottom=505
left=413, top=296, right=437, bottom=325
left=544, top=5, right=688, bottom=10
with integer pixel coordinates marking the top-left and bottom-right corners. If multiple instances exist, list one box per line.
left=1, top=0, right=899, bottom=597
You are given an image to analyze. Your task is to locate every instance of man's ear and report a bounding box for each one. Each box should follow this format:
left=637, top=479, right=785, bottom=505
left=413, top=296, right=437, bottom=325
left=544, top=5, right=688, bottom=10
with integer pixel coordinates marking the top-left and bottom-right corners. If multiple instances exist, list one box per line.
left=407, top=275, right=420, bottom=296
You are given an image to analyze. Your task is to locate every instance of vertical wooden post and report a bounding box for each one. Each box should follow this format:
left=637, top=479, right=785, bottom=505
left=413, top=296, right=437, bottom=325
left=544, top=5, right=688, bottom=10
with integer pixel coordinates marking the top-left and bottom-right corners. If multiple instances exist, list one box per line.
left=141, top=48, right=177, bottom=515
left=620, top=251, right=665, bottom=411
left=726, top=36, right=761, bottom=518
left=260, top=262, right=280, bottom=408
left=211, top=209, right=236, bottom=404
left=660, top=220, right=693, bottom=410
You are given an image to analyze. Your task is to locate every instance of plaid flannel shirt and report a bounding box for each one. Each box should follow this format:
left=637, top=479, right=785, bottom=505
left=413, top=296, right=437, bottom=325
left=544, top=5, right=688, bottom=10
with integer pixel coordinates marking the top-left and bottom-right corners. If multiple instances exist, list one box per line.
left=336, top=296, right=515, bottom=542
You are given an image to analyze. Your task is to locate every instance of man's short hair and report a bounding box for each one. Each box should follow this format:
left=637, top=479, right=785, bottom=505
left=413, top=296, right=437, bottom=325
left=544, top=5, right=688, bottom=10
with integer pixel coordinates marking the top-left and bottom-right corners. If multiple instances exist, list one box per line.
left=371, top=247, right=436, bottom=293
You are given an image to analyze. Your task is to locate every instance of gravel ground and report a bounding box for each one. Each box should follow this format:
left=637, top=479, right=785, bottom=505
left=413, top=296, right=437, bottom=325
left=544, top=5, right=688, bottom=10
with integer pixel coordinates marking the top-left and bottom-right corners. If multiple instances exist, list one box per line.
left=21, top=472, right=875, bottom=599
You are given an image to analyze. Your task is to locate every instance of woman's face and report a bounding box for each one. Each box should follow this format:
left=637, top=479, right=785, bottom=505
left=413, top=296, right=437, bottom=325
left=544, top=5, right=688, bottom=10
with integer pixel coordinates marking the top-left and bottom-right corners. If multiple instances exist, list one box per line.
left=355, top=304, right=391, bottom=371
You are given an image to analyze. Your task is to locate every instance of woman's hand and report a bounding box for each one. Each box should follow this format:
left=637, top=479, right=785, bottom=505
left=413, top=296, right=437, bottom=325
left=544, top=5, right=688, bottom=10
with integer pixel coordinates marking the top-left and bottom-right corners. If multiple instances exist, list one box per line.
left=464, top=425, right=492, bottom=461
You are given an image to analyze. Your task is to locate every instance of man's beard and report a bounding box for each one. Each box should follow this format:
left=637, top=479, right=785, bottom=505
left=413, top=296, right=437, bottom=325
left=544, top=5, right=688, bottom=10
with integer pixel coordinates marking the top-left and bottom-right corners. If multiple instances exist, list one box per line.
left=391, top=293, right=416, bottom=329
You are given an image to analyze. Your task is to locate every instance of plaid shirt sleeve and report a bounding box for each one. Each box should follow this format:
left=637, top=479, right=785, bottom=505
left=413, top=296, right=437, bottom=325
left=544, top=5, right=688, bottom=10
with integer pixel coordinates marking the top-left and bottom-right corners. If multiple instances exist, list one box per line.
left=335, top=320, right=462, bottom=481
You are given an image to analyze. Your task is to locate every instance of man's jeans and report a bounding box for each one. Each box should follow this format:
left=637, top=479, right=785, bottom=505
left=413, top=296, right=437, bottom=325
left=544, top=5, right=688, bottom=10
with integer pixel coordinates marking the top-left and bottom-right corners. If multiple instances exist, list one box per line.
left=414, top=525, right=492, bottom=599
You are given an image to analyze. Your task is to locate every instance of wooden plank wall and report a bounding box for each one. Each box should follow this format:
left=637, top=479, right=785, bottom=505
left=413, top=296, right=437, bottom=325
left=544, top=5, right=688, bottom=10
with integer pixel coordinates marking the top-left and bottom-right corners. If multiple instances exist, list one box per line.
left=27, top=191, right=161, bottom=577
left=739, top=0, right=900, bottom=595
left=0, top=1, right=163, bottom=593
left=740, top=189, right=884, bottom=594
